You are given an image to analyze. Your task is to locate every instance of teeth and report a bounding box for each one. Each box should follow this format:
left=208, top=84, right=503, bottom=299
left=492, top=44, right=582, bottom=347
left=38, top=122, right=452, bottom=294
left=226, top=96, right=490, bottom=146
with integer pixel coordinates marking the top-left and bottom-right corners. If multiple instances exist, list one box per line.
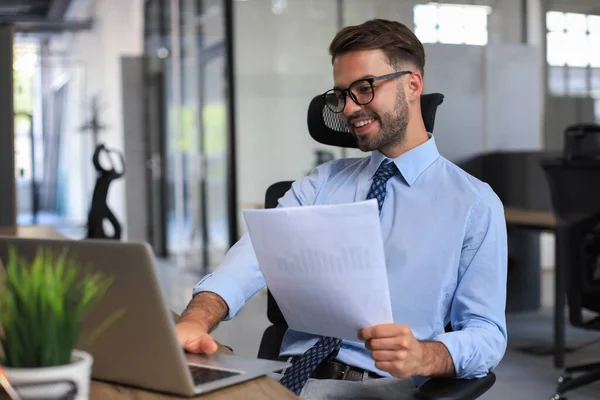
left=353, top=119, right=373, bottom=128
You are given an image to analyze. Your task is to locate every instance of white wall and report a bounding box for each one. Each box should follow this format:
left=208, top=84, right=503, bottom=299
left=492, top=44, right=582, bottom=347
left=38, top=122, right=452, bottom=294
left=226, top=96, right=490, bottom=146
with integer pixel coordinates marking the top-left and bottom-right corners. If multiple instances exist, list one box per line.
left=234, top=0, right=340, bottom=229
left=47, top=0, right=144, bottom=233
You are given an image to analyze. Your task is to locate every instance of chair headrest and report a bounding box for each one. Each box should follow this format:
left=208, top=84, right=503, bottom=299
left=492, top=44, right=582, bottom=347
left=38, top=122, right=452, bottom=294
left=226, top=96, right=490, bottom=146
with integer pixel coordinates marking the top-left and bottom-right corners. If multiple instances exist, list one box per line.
left=307, top=93, right=445, bottom=148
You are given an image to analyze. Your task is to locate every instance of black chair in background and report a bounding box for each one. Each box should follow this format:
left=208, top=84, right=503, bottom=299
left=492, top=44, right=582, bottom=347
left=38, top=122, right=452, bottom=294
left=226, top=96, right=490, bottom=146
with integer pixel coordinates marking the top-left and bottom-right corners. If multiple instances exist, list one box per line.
left=563, top=123, right=600, bottom=162
left=258, top=93, right=497, bottom=400
left=541, top=124, right=600, bottom=399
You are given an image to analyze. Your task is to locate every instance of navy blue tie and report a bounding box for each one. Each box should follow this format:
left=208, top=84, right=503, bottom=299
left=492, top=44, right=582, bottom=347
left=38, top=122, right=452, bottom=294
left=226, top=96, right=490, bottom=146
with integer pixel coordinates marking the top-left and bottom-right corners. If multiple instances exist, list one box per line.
left=366, top=160, right=398, bottom=212
left=279, top=337, right=342, bottom=395
left=279, top=159, right=398, bottom=395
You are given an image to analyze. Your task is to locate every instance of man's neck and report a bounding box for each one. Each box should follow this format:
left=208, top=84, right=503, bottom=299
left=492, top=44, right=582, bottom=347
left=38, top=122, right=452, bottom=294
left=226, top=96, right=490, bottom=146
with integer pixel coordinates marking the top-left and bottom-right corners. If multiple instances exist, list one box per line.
left=380, top=124, right=429, bottom=159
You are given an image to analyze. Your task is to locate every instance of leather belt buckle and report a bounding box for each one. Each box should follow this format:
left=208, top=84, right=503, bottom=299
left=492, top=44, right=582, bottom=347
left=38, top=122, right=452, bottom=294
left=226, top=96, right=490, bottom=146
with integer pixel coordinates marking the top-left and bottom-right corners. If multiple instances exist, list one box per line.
left=339, top=364, right=352, bottom=381
left=314, top=360, right=365, bottom=382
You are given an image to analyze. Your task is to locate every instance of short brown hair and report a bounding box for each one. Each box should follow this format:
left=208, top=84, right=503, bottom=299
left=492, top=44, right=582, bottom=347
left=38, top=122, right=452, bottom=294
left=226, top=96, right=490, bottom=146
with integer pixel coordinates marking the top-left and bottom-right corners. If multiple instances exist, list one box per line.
left=329, top=19, right=425, bottom=74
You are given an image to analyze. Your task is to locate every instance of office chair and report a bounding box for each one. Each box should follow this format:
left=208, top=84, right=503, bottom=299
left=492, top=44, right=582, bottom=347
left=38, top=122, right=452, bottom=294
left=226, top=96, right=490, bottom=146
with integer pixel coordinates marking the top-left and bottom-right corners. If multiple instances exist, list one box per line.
left=542, top=124, right=600, bottom=400
left=258, top=93, right=497, bottom=399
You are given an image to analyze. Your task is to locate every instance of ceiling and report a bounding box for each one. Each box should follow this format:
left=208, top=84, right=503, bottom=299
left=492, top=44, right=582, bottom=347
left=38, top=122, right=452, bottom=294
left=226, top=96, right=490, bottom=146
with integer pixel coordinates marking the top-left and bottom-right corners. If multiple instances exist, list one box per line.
left=548, top=0, right=600, bottom=14
left=0, top=0, right=68, bottom=20
left=0, top=0, right=90, bottom=33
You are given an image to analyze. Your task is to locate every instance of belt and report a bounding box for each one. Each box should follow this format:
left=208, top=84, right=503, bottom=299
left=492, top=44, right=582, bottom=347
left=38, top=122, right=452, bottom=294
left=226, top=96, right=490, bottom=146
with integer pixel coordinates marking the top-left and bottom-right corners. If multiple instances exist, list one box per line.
left=280, top=357, right=382, bottom=382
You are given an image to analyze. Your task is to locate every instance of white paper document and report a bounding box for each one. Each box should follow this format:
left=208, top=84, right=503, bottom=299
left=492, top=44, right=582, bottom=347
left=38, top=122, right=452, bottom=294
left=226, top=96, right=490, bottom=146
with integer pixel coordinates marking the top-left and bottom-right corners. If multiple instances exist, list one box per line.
left=243, top=199, right=393, bottom=342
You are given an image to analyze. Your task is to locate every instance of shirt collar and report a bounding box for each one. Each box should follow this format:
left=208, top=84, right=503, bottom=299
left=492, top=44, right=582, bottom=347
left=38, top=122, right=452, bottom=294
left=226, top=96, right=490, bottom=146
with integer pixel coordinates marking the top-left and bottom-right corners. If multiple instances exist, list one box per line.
left=367, top=134, right=440, bottom=187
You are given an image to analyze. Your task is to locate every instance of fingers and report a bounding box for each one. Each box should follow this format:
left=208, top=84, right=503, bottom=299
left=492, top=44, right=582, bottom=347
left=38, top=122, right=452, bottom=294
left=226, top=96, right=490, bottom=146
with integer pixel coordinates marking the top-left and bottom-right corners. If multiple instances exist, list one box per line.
left=359, top=324, right=411, bottom=341
left=187, top=334, right=218, bottom=354
left=365, top=336, right=412, bottom=351
left=176, top=323, right=218, bottom=354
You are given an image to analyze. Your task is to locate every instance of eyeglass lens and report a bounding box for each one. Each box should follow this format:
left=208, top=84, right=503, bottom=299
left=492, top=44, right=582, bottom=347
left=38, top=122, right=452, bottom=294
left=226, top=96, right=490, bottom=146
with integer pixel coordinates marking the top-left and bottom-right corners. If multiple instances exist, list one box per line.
left=325, top=80, right=374, bottom=113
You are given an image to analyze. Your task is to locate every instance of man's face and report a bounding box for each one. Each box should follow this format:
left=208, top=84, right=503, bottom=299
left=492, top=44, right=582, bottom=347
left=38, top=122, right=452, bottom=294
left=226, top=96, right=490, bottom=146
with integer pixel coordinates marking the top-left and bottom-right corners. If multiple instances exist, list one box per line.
left=332, top=49, right=409, bottom=153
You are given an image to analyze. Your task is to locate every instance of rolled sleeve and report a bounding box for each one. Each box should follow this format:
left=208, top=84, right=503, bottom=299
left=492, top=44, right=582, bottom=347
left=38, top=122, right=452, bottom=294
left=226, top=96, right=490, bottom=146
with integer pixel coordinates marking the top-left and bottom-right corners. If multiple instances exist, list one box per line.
left=192, top=233, right=266, bottom=320
left=193, top=271, right=251, bottom=321
left=435, top=184, right=508, bottom=379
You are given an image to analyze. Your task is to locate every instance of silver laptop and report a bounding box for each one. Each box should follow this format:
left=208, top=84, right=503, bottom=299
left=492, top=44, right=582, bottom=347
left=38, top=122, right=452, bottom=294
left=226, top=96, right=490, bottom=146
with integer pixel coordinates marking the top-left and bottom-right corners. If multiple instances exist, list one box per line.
left=0, top=237, right=289, bottom=397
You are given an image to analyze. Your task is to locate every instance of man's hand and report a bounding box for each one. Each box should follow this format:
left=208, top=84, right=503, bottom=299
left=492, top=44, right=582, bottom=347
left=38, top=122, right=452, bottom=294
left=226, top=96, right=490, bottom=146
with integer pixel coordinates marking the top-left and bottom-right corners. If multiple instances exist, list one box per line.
left=176, top=321, right=219, bottom=354
left=359, top=324, right=455, bottom=378
left=175, top=291, right=229, bottom=354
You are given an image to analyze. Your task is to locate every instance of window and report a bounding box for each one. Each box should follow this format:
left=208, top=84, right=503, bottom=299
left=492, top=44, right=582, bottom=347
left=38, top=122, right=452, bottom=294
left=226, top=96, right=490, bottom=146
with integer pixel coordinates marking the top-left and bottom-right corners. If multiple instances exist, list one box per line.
left=547, top=12, right=600, bottom=68
left=547, top=11, right=600, bottom=121
left=414, top=3, right=491, bottom=46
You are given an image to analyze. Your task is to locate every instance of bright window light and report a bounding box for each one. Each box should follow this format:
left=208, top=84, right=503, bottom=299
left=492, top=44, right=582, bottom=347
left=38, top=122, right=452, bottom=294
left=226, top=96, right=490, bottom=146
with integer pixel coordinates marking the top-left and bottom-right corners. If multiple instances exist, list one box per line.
left=564, top=13, right=587, bottom=33
left=588, top=15, right=600, bottom=34
left=547, top=31, right=568, bottom=66
left=590, top=33, right=600, bottom=68
left=546, top=11, right=565, bottom=32
left=546, top=11, right=600, bottom=67
left=414, top=3, right=491, bottom=46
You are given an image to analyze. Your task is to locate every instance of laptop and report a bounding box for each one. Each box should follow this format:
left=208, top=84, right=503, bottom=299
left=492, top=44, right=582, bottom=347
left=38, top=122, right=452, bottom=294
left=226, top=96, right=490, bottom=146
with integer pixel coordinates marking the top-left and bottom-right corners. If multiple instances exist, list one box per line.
left=0, top=237, right=289, bottom=397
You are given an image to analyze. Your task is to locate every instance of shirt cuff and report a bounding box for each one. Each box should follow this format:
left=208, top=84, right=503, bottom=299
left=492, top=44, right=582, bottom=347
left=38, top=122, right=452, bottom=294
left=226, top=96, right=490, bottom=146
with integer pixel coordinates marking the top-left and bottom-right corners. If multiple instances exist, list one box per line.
left=192, top=273, right=247, bottom=321
left=432, top=331, right=490, bottom=379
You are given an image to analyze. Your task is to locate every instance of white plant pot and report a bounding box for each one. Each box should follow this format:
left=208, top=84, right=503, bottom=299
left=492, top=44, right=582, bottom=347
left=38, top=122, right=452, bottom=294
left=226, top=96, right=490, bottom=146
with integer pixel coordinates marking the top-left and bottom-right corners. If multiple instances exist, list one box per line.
left=3, top=350, right=93, bottom=400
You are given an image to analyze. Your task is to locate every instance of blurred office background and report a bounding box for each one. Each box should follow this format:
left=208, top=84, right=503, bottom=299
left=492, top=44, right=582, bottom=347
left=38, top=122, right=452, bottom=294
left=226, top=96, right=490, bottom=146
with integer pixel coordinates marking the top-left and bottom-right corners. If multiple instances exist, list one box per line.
left=2, top=0, right=600, bottom=398
left=4, top=0, right=600, bottom=266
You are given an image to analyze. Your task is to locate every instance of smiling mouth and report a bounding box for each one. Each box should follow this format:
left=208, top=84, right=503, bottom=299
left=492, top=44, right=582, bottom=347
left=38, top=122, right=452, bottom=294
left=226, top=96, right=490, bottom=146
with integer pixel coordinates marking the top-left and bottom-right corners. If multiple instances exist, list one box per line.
left=353, top=119, right=374, bottom=128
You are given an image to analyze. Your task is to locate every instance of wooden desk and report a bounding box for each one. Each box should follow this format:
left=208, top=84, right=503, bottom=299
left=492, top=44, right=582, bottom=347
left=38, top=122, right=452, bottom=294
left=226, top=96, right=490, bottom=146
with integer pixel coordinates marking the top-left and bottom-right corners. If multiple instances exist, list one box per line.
left=504, top=207, right=557, bottom=230
left=90, top=375, right=296, bottom=400
left=0, top=225, right=67, bottom=240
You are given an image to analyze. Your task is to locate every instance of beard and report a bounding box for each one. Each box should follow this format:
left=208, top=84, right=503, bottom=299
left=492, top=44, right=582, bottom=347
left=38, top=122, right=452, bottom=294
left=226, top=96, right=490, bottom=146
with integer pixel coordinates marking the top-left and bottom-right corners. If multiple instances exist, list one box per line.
left=349, top=86, right=409, bottom=153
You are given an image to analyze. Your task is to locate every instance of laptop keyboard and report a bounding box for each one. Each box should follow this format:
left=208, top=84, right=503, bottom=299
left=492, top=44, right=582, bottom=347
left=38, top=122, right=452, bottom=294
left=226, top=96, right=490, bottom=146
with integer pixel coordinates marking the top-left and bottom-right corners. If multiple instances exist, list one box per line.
left=188, top=365, right=242, bottom=385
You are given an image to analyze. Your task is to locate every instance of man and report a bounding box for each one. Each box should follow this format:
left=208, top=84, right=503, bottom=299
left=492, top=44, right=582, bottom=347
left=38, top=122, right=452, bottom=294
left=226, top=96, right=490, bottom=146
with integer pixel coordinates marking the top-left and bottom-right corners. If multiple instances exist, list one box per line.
left=176, top=19, right=507, bottom=399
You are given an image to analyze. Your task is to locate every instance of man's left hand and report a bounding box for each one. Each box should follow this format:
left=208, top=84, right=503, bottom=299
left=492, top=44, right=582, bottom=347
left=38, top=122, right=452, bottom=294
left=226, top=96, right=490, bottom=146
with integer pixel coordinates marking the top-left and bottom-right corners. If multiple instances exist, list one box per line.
left=358, top=324, right=425, bottom=378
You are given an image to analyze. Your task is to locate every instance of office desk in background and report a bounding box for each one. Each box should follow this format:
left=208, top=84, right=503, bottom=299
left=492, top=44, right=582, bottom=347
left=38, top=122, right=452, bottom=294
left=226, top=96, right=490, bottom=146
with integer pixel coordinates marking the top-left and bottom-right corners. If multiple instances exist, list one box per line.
left=504, top=207, right=557, bottom=230
left=0, top=225, right=67, bottom=240
left=503, top=207, right=569, bottom=370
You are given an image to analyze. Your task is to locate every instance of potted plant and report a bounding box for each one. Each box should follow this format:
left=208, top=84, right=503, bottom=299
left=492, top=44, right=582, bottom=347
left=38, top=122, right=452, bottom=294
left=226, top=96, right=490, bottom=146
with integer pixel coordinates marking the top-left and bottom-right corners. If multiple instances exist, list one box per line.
left=0, top=246, right=121, bottom=400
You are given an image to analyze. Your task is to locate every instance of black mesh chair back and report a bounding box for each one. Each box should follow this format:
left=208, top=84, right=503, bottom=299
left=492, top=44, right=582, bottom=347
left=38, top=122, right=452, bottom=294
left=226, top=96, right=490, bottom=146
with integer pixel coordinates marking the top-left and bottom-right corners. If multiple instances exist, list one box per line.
left=307, top=93, right=444, bottom=148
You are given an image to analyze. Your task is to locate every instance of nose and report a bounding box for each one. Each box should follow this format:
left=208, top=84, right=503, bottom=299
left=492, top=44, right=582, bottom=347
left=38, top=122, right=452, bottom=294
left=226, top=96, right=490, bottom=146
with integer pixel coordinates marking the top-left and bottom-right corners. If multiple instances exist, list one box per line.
left=342, top=96, right=362, bottom=120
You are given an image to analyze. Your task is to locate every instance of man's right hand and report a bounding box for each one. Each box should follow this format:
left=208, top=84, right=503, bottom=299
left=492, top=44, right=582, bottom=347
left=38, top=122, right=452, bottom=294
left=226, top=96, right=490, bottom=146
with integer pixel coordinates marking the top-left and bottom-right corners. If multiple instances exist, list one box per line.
left=175, top=291, right=229, bottom=354
left=176, top=321, right=218, bottom=354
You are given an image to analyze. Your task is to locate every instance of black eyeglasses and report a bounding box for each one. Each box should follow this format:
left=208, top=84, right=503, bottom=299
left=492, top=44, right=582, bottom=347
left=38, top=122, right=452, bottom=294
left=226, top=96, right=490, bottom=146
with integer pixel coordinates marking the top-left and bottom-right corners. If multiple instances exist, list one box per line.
left=322, top=70, right=412, bottom=113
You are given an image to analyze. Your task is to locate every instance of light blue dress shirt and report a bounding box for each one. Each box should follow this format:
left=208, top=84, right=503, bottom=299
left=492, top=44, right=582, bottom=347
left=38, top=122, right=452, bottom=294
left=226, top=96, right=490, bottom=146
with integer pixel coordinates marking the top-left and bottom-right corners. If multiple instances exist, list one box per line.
left=193, top=135, right=508, bottom=381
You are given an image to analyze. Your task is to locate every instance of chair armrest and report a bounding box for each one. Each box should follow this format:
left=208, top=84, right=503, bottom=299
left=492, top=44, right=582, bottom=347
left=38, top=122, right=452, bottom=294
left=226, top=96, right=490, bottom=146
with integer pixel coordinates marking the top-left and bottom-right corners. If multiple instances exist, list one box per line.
left=414, top=373, right=496, bottom=400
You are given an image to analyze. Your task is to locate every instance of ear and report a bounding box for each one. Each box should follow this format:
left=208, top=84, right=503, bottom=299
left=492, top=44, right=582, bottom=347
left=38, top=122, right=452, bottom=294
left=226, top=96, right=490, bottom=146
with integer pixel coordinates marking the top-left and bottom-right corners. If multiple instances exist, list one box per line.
left=406, top=71, right=423, bottom=102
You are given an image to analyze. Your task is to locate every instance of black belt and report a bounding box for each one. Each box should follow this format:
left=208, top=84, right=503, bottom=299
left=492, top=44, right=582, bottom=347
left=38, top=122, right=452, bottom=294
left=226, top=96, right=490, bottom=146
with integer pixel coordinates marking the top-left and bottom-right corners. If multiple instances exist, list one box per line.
left=280, top=357, right=382, bottom=382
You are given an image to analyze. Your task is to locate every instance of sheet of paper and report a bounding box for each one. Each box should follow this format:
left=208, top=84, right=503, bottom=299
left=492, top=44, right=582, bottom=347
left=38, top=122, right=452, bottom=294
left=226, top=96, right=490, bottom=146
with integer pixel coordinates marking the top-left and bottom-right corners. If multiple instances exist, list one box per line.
left=243, top=199, right=393, bottom=342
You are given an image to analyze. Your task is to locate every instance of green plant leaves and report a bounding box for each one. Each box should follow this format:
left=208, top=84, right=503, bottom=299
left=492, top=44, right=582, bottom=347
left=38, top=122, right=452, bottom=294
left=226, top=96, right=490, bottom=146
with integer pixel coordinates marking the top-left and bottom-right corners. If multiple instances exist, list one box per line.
left=0, top=246, right=119, bottom=368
